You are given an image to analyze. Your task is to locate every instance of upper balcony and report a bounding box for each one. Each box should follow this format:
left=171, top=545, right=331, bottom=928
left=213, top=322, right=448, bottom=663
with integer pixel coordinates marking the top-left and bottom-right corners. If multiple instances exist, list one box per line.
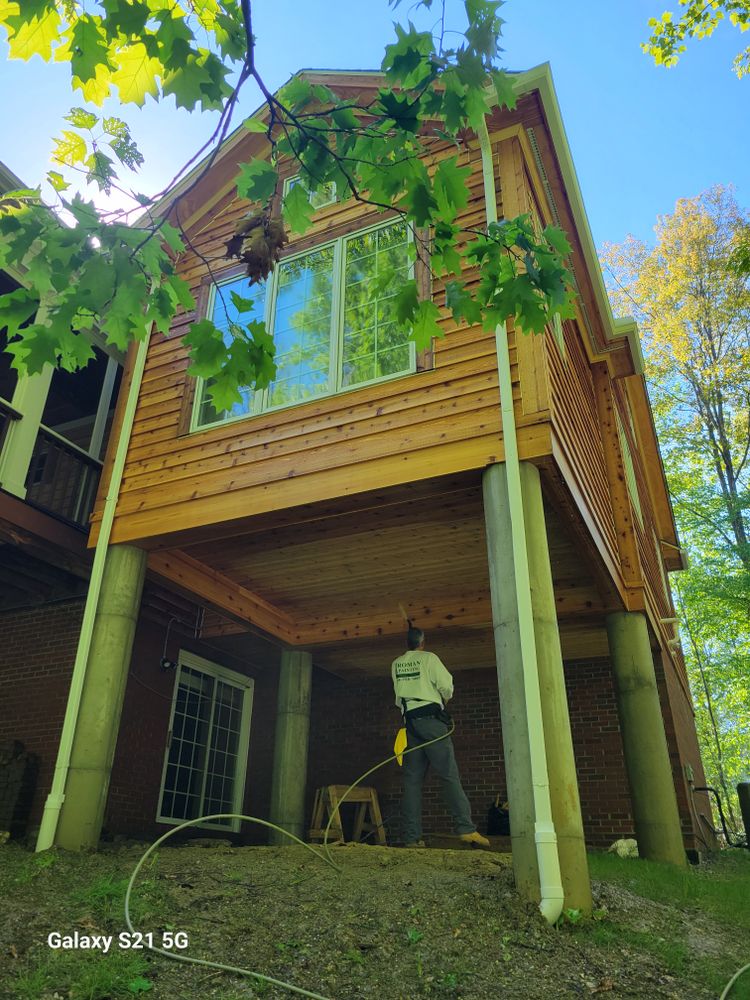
left=0, top=273, right=122, bottom=533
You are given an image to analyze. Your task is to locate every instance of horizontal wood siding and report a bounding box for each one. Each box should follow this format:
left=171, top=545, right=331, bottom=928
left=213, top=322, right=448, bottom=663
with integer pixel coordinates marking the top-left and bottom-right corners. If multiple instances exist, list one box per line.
left=612, top=384, right=677, bottom=641
left=94, top=137, right=526, bottom=546
left=546, top=322, right=620, bottom=579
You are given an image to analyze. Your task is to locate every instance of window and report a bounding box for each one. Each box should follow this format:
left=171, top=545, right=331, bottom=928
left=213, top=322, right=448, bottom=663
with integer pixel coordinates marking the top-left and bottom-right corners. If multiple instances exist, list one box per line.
left=283, top=174, right=337, bottom=211
left=194, top=219, right=415, bottom=428
left=157, top=651, right=254, bottom=831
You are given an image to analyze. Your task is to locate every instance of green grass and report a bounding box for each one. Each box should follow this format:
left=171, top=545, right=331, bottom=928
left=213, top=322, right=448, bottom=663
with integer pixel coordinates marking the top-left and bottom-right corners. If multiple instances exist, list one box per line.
left=589, top=848, right=750, bottom=929
left=14, top=949, right=152, bottom=1000
left=583, top=850, right=750, bottom=999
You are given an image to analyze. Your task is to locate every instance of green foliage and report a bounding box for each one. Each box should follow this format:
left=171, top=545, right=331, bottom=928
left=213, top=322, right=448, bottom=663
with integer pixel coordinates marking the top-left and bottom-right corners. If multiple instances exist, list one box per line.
left=0, top=0, right=576, bottom=402
left=644, top=1, right=750, bottom=78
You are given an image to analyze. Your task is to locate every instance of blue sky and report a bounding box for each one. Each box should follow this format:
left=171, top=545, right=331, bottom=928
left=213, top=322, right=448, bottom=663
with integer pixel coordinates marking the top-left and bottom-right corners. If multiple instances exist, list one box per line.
left=0, top=0, right=747, bottom=249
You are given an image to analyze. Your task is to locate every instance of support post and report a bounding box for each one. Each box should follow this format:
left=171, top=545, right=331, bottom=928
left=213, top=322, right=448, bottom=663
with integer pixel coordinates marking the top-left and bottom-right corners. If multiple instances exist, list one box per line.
left=55, top=544, right=147, bottom=850
left=605, top=611, right=687, bottom=865
left=269, top=649, right=313, bottom=845
left=0, top=365, right=54, bottom=497
left=483, top=461, right=592, bottom=911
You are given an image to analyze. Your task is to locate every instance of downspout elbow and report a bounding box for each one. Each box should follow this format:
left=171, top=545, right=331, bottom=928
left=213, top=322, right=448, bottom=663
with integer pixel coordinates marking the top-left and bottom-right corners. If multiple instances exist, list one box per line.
left=536, top=823, right=565, bottom=923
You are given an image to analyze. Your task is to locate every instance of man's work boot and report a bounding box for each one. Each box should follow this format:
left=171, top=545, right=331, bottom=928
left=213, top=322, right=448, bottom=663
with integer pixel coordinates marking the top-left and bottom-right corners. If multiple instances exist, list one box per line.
left=459, top=831, right=491, bottom=848
left=404, top=840, right=426, bottom=848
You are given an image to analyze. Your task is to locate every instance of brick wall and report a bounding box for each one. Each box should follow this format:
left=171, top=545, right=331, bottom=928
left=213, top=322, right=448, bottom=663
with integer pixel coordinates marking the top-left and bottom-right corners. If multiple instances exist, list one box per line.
left=308, top=659, right=639, bottom=848
left=105, top=619, right=279, bottom=845
left=565, top=660, right=634, bottom=845
left=0, top=598, right=84, bottom=827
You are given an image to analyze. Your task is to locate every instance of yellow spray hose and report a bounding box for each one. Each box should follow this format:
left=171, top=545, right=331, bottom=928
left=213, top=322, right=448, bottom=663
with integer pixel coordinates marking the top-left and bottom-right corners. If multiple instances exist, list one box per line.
left=125, top=722, right=456, bottom=999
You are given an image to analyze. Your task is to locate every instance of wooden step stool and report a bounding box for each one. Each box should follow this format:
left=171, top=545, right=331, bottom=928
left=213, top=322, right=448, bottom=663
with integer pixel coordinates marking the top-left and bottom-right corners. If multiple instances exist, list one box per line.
left=308, top=785, right=387, bottom=846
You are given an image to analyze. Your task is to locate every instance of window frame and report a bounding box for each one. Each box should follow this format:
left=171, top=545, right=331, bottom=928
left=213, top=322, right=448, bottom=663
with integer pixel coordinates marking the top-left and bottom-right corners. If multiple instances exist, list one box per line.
left=155, top=649, right=254, bottom=833
left=190, top=216, right=417, bottom=432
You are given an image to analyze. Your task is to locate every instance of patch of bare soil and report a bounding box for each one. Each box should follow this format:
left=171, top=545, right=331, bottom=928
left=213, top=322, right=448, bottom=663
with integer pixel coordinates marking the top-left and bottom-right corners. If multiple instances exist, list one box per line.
left=0, top=842, right=745, bottom=1000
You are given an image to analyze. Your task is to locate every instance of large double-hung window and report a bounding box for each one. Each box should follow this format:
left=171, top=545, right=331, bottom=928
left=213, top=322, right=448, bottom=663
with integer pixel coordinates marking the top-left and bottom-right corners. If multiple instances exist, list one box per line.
left=194, top=219, right=414, bottom=428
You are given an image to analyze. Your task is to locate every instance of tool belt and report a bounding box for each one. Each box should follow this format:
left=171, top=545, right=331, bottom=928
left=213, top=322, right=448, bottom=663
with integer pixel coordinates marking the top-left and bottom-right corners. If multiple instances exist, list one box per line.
left=402, top=701, right=452, bottom=726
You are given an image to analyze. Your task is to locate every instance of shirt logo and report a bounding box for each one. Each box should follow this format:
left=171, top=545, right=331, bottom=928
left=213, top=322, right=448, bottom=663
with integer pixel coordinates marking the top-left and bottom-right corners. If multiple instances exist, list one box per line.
left=395, top=663, right=421, bottom=680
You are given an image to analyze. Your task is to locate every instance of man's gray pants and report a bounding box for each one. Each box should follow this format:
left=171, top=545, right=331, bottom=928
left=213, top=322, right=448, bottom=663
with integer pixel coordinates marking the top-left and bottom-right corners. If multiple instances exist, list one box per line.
left=401, top=716, right=476, bottom=843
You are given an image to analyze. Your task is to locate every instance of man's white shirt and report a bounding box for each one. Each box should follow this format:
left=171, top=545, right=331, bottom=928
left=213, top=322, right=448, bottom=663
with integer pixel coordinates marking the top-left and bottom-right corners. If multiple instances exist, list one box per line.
left=391, top=649, right=454, bottom=711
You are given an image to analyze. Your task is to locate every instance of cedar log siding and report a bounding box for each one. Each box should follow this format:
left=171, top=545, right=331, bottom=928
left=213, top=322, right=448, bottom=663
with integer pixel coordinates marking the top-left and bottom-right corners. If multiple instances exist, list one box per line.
left=90, top=133, right=537, bottom=549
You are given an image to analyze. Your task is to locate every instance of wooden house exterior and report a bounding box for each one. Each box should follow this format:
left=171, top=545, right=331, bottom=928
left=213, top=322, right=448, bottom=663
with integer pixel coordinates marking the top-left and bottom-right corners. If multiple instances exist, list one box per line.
left=3, top=68, right=717, bottom=904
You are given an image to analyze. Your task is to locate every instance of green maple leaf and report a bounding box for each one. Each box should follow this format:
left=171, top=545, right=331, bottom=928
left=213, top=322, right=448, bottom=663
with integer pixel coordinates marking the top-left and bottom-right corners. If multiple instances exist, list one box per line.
left=463, top=86, right=490, bottom=130
left=6, top=322, right=61, bottom=374
left=111, top=42, right=161, bottom=106
left=378, top=91, right=420, bottom=133
left=437, top=68, right=470, bottom=133
left=230, top=290, right=257, bottom=314
left=162, top=54, right=210, bottom=110
left=445, top=281, right=483, bottom=326
left=244, top=116, right=268, bottom=134
left=0, top=287, right=40, bottom=339
left=236, top=160, right=278, bottom=203
left=278, top=76, right=314, bottom=110
left=6, top=6, right=61, bottom=61
left=382, top=23, right=435, bottom=88
left=69, top=15, right=111, bottom=84
left=411, top=300, right=443, bottom=351
left=395, top=280, right=419, bottom=326
left=184, top=319, right=228, bottom=379
left=402, top=176, right=436, bottom=227
left=53, top=130, right=88, bottom=167
left=491, top=69, right=517, bottom=111
left=207, top=371, right=243, bottom=413
left=76, top=253, right=117, bottom=312
left=64, top=107, right=98, bottom=130
left=46, top=170, right=69, bottom=193
left=282, top=181, right=314, bottom=235
left=454, top=49, right=487, bottom=89
left=214, top=9, right=246, bottom=62
left=102, top=0, right=151, bottom=37
left=543, top=224, right=572, bottom=258
left=434, top=157, right=471, bottom=214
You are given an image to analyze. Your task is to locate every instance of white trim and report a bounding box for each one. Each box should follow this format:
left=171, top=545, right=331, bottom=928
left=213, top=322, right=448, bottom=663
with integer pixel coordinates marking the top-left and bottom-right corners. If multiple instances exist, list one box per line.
left=156, top=649, right=254, bottom=833
left=192, top=217, right=416, bottom=431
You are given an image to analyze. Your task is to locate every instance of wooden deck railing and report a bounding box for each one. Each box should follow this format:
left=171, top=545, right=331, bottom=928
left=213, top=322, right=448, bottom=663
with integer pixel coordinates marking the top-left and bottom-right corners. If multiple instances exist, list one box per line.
left=0, top=397, right=22, bottom=453
left=25, top=424, right=103, bottom=529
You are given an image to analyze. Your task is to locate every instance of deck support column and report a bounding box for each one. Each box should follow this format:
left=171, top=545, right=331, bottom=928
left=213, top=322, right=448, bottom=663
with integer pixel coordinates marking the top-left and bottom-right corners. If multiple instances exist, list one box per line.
left=269, top=649, right=313, bottom=845
left=483, top=461, right=591, bottom=911
left=56, top=544, right=147, bottom=850
left=605, top=611, right=686, bottom=865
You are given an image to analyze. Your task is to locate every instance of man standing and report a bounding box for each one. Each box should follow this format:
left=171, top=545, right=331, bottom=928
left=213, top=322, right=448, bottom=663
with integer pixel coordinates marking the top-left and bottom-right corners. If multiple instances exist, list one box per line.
left=392, top=625, right=490, bottom=849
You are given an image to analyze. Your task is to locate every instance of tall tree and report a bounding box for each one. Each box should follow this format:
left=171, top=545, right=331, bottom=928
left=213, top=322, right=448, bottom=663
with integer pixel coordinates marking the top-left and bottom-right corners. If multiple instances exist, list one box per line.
left=644, top=1, right=750, bottom=78
left=0, top=0, right=576, bottom=413
left=602, top=185, right=750, bottom=830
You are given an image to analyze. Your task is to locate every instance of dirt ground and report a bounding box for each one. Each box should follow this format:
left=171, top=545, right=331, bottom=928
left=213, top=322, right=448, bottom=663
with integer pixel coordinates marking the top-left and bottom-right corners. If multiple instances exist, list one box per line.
left=0, top=841, right=747, bottom=1000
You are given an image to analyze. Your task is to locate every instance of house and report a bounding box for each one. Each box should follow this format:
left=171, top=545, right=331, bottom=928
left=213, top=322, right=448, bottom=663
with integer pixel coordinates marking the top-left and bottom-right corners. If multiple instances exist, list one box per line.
left=1, top=66, right=716, bottom=911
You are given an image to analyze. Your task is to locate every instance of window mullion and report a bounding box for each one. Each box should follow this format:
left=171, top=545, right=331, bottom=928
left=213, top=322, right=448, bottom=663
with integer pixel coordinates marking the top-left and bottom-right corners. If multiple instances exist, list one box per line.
left=329, top=238, right=344, bottom=392
left=260, top=267, right=279, bottom=414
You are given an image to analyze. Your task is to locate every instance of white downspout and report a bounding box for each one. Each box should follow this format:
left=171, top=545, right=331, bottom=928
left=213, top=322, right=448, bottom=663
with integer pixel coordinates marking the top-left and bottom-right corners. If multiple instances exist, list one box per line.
left=36, top=332, right=152, bottom=852
left=477, top=117, right=565, bottom=924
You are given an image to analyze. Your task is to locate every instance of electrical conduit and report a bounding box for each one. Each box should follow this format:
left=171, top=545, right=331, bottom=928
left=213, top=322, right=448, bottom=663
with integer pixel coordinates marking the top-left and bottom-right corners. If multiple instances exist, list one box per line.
left=36, top=333, right=152, bottom=852
left=476, top=115, right=565, bottom=924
